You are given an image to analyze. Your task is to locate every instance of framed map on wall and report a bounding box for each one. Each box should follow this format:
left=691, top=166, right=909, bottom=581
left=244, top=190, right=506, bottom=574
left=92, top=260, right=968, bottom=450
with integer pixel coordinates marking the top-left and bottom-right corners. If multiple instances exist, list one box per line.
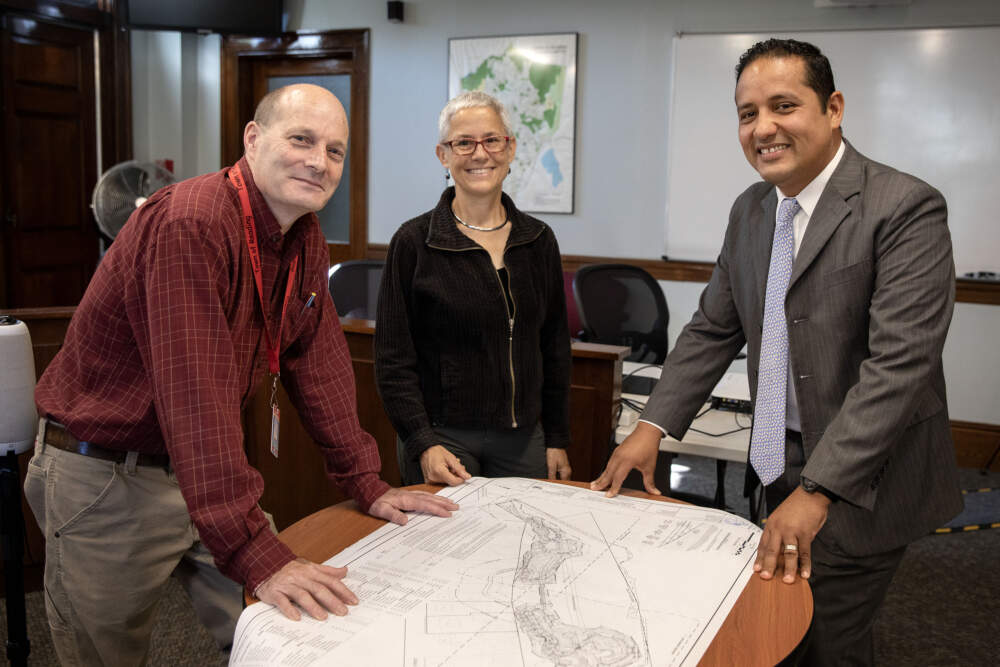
left=449, top=33, right=578, bottom=214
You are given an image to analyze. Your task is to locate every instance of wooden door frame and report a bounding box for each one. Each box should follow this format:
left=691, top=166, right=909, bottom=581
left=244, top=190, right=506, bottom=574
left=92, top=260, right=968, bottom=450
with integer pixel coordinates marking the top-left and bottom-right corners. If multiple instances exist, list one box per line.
left=0, top=0, right=131, bottom=308
left=221, top=29, right=370, bottom=264
left=0, top=0, right=132, bottom=172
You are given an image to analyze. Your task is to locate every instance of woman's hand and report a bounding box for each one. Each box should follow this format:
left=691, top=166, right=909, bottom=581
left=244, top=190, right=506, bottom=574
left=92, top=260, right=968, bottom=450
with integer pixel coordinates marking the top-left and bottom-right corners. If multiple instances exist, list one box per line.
left=546, top=448, right=572, bottom=480
left=420, top=445, right=471, bottom=485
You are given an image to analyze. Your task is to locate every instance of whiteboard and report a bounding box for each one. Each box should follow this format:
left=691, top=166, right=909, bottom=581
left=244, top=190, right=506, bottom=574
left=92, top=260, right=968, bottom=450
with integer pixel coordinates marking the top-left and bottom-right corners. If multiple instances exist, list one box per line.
left=666, top=27, right=1000, bottom=274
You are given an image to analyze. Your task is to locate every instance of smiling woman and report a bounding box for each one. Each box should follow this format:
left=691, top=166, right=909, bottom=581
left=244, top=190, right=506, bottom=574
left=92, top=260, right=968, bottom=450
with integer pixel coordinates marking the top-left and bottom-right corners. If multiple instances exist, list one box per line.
left=374, top=91, right=573, bottom=490
left=437, top=104, right=516, bottom=211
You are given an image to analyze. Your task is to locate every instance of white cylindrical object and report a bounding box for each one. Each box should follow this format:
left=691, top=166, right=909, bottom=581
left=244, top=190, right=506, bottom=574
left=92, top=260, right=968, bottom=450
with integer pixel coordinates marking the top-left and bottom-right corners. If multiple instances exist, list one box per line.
left=0, top=318, right=37, bottom=455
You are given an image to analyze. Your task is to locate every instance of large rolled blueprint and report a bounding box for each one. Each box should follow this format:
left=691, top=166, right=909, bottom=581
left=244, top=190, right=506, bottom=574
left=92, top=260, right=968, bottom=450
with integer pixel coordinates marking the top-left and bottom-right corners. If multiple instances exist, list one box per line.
left=231, top=477, right=761, bottom=666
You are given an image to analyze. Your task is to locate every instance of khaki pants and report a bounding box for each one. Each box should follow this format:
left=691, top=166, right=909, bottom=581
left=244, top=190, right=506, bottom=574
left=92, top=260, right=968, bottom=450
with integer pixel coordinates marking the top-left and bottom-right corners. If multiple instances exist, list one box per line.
left=24, top=425, right=243, bottom=667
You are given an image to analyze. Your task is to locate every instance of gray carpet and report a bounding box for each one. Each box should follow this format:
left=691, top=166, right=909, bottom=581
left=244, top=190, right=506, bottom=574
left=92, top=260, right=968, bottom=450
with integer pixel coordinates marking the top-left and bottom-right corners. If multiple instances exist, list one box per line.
left=943, top=488, right=1000, bottom=529
left=0, top=576, right=221, bottom=666
left=3, top=463, right=998, bottom=665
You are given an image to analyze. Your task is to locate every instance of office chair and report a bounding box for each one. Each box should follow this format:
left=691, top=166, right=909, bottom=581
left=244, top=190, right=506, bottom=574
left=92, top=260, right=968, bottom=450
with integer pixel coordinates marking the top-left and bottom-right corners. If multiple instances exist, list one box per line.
left=573, top=263, right=669, bottom=364
left=328, top=259, right=385, bottom=320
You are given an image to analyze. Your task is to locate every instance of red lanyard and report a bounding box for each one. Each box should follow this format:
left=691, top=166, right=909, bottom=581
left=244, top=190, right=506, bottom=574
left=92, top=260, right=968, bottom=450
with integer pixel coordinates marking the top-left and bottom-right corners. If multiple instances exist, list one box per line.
left=227, top=164, right=299, bottom=376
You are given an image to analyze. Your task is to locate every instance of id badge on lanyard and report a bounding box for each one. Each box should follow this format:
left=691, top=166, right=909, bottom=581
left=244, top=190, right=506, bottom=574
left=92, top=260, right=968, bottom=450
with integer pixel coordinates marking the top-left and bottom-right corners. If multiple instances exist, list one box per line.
left=228, top=164, right=299, bottom=458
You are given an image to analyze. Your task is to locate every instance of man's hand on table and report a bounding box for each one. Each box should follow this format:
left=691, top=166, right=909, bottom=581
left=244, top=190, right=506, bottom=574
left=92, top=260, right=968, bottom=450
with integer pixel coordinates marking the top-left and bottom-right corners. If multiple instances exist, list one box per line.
left=259, top=489, right=458, bottom=620
left=419, top=444, right=472, bottom=485
left=590, top=422, right=663, bottom=497
left=754, top=486, right=830, bottom=583
left=546, top=447, right=572, bottom=480
left=256, top=558, right=358, bottom=621
left=368, top=486, right=460, bottom=525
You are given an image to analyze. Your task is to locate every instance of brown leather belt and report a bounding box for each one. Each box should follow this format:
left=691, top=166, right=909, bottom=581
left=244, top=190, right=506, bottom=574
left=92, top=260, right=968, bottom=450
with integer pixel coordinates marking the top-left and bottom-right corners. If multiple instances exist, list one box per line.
left=43, top=420, right=170, bottom=468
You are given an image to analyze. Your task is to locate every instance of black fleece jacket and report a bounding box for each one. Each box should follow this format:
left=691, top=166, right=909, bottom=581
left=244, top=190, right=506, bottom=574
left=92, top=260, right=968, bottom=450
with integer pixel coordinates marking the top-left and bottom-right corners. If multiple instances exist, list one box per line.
left=374, top=187, right=571, bottom=464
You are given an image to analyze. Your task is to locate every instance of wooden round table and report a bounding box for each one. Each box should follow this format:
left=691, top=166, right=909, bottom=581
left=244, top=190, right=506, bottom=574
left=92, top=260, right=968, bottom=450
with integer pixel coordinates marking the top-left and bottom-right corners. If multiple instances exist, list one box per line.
left=247, top=481, right=812, bottom=666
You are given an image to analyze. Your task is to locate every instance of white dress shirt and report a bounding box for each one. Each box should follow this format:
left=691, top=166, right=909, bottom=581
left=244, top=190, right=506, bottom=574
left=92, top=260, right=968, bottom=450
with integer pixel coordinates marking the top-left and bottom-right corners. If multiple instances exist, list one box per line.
left=776, top=139, right=845, bottom=432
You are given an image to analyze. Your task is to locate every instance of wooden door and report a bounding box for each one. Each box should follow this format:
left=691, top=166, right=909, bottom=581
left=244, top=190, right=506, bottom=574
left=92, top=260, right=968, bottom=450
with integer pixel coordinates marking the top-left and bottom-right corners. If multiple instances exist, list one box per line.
left=253, top=58, right=360, bottom=266
left=0, top=14, right=100, bottom=308
left=222, top=30, right=370, bottom=267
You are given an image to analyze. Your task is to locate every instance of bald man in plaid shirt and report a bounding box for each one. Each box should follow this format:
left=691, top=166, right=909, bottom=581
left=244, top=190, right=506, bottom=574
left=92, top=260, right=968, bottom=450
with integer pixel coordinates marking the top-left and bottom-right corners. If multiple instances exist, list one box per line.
left=26, top=84, right=458, bottom=666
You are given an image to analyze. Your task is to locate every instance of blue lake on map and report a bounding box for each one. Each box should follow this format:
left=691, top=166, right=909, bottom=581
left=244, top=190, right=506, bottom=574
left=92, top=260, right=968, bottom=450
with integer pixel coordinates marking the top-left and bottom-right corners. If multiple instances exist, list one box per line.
left=540, top=148, right=563, bottom=187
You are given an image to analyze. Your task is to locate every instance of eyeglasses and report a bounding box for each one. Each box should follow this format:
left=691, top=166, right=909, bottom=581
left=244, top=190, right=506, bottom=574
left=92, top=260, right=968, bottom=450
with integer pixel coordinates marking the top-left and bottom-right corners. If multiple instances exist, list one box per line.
left=441, top=136, right=511, bottom=155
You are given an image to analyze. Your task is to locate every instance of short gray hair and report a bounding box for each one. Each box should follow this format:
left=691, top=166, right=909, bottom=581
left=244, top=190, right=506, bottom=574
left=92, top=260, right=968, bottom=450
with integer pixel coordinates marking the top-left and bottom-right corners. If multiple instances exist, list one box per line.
left=438, top=91, right=514, bottom=143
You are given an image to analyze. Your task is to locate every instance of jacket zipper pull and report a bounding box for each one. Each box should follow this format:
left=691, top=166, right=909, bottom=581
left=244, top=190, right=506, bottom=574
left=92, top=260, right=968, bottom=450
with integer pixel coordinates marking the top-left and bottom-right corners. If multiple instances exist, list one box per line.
left=509, top=316, right=517, bottom=428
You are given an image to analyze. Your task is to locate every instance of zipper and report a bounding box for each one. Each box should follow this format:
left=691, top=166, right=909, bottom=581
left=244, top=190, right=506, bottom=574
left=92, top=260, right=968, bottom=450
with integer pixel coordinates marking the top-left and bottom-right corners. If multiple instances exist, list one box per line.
left=429, top=241, right=518, bottom=427
left=508, top=319, right=516, bottom=427
left=492, top=267, right=518, bottom=428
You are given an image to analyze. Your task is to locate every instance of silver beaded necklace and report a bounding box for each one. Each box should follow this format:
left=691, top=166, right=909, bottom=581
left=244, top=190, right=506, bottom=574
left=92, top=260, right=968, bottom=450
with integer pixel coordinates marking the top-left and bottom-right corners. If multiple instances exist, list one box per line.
left=452, top=208, right=510, bottom=232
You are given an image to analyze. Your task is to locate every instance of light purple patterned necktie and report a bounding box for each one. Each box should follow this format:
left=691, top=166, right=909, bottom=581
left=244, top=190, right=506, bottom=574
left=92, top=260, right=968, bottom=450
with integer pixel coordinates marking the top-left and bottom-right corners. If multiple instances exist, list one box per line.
left=750, top=197, right=800, bottom=485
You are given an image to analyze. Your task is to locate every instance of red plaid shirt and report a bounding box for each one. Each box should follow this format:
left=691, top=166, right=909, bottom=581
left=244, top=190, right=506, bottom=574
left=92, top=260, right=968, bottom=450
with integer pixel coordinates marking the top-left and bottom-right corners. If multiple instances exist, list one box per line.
left=36, top=158, right=389, bottom=591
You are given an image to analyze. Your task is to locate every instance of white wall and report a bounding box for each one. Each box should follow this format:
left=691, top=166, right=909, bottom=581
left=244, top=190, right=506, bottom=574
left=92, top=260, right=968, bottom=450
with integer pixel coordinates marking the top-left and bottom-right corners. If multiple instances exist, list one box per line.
left=667, top=27, right=1000, bottom=274
left=130, top=0, right=1000, bottom=424
left=293, top=0, right=675, bottom=254
left=287, top=0, right=1000, bottom=253
left=131, top=31, right=220, bottom=179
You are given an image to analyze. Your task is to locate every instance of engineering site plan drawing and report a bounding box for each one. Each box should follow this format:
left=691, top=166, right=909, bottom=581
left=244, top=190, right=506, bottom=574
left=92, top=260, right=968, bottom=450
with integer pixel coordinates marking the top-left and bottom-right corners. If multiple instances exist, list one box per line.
left=231, top=477, right=761, bottom=666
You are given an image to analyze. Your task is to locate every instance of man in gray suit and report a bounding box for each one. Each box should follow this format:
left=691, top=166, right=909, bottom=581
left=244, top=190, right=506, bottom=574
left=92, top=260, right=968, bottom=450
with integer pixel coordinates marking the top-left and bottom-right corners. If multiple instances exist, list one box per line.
left=592, top=39, right=962, bottom=664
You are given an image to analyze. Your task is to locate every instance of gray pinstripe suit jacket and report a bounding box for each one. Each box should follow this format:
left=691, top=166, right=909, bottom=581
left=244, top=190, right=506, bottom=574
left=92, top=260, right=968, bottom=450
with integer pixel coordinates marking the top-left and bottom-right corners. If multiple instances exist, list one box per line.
left=643, top=140, right=963, bottom=556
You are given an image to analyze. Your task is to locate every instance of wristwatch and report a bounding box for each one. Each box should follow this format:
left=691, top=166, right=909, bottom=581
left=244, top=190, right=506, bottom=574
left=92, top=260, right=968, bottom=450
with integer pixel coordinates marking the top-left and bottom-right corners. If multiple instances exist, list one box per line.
left=800, top=475, right=838, bottom=502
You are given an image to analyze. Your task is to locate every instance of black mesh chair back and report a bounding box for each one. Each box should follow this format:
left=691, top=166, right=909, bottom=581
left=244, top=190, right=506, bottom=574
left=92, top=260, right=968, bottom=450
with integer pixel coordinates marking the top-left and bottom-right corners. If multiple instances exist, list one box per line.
left=572, top=263, right=670, bottom=364
left=328, top=259, right=385, bottom=320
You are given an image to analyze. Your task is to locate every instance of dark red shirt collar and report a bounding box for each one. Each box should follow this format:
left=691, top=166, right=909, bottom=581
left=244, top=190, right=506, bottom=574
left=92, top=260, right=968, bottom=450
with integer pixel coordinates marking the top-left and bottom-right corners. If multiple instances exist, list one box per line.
left=235, top=156, right=312, bottom=257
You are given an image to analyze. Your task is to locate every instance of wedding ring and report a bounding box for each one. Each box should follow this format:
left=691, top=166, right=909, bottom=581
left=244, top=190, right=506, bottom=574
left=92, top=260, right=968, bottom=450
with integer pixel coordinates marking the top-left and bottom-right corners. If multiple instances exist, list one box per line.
left=784, top=544, right=798, bottom=552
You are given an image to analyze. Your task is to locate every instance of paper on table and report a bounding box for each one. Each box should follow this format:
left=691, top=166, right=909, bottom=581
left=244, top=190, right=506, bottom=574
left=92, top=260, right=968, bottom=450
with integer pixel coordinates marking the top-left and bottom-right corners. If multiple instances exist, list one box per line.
left=230, top=478, right=760, bottom=666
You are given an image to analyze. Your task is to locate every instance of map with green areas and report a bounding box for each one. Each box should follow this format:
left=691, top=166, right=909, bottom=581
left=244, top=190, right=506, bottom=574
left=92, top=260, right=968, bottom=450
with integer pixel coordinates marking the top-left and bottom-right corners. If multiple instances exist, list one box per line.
left=450, top=34, right=577, bottom=213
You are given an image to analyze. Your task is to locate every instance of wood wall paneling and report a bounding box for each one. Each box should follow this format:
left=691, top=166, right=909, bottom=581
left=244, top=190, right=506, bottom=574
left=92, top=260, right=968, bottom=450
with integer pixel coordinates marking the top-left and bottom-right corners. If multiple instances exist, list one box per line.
left=955, top=278, right=1000, bottom=306
left=951, top=420, right=1000, bottom=471
left=372, top=245, right=1000, bottom=305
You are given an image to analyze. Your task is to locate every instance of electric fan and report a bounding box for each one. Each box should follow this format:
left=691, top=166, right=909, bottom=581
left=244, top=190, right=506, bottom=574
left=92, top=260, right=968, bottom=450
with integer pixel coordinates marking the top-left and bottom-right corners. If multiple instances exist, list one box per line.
left=90, top=160, right=176, bottom=240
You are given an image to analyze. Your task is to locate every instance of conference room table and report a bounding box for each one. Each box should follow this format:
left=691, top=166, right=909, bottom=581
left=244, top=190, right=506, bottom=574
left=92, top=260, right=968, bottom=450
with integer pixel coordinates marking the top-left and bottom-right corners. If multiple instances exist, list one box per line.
left=616, top=361, right=752, bottom=510
left=246, top=480, right=813, bottom=666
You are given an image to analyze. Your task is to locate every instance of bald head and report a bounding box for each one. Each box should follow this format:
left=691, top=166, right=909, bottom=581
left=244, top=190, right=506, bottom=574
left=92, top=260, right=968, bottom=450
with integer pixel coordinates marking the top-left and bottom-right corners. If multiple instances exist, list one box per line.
left=253, top=83, right=346, bottom=129
left=243, top=84, right=350, bottom=232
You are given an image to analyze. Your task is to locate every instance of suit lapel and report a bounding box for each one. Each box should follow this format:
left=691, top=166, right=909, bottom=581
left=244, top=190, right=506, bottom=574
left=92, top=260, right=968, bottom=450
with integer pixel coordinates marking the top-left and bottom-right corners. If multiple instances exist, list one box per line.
left=788, top=141, right=863, bottom=289
left=752, top=191, right=778, bottom=306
